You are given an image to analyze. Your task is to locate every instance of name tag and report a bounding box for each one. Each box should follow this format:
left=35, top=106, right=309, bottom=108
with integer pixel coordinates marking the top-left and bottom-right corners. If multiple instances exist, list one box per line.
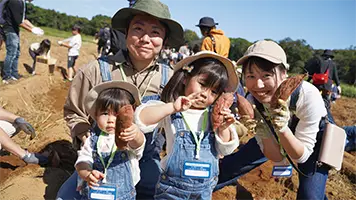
left=272, top=165, right=293, bottom=177
left=183, top=161, right=211, bottom=179
left=89, top=184, right=117, bottom=200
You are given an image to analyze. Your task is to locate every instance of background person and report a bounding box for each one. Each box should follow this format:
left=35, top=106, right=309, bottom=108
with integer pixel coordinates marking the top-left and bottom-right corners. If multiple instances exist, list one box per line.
left=1, top=0, right=44, bottom=84
left=58, top=24, right=82, bottom=82
left=196, top=16, right=230, bottom=57
left=28, top=39, right=51, bottom=75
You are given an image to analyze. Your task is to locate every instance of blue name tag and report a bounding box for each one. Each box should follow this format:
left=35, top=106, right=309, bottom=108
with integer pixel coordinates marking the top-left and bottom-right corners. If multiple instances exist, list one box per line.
left=89, top=184, right=117, bottom=200
left=182, top=161, right=211, bottom=179
left=272, top=165, right=293, bottom=177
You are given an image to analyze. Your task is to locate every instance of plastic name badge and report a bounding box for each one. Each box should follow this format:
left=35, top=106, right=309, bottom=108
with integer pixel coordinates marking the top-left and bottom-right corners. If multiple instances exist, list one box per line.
left=183, top=161, right=211, bottom=179
left=89, top=185, right=117, bottom=200
left=272, top=165, right=292, bottom=177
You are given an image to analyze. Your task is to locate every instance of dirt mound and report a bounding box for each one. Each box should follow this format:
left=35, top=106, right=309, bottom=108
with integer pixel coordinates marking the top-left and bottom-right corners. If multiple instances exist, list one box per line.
left=1, top=31, right=355, bottom=200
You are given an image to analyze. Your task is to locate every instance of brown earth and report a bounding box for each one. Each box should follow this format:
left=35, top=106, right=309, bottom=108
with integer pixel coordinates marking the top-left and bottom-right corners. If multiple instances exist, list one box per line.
left=0, top=31, right=355, bottom=200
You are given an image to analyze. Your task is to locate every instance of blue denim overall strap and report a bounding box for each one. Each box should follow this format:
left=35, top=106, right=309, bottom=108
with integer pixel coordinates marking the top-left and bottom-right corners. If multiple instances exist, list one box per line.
left=98, top=56, right=112, bottom=82
left=159, top=63, right=170, bottom=90
left=162, top=111, right=219, bottom=189
left=80, top=130, right=136, bottom=200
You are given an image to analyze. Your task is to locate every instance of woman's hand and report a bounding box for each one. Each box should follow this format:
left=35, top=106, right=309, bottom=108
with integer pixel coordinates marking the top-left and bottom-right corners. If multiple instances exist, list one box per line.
left=270, top=99, right=290, bottom=133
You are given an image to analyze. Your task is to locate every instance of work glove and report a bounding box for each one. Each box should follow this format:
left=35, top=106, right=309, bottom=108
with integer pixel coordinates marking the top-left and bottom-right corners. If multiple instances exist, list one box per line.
left=57, top=41, right=63, bottom=46
left=239, top=115, right=257, bottom=133
left=14, top=117, right=36, bottom=139
left=269, top=99, right=290, bottom=133
left=31, top=27, right=44, bottom=36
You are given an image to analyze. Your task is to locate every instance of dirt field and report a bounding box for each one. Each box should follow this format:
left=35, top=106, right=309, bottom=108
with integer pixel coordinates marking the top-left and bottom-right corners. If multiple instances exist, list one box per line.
left=0, top=31, right=355, bottom=200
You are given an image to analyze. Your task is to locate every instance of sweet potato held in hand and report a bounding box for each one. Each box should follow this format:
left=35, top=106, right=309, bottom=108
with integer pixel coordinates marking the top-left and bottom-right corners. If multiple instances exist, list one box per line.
left=212, top=92, right=234, bottom=130
left=270, top=73, right=307, bottom=108
left=236, top=94, right=254, bottom=119
left=115, top=105, right=134, bottom=150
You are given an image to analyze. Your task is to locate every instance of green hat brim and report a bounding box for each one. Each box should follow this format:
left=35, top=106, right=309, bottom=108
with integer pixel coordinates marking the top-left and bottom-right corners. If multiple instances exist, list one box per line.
left=112, top=8, right=184, bottom=47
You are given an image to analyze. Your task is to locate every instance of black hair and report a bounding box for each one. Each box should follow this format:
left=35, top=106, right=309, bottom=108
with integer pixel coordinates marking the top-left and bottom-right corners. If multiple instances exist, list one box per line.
left=72, top=24, right=81, bottom=33
left=161, top=57, right=229, bottom=103
left=34, top=39, right=51, bottom=55
left=242, top=56, right=286, bottom=80
left=95, top=88, right=135, bottom=116
left=199, top=26, right=213, bottom=36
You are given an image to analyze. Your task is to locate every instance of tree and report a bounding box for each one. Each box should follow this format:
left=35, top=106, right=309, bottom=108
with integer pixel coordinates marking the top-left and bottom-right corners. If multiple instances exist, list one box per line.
left=229, top=38, right=251, bottom=61
left=184, top=29, right=199, bottom=45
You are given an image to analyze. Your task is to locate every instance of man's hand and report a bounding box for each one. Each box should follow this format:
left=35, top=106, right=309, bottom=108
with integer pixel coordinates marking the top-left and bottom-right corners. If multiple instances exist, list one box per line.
left=269, top=99, right=290, bottom=133
left=337, top=86, right=342, bottom=95
left=14, top=117, right=36, bottom=139
left=31, top=27, right=44, bottom=36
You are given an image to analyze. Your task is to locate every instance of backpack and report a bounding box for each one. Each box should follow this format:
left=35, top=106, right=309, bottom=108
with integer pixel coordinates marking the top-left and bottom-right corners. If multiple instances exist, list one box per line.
left=109, top=29, right=126, bottom=55
left=0, top=0, right=9, bottom=25
left=312, top=57, right=330, bottom=85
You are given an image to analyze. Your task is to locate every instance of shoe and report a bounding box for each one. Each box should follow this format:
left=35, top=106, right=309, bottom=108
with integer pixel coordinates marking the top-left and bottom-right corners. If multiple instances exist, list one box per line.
left=2, top=79, right=9, bottom=84
left=31, top=71, right=36, bottom=75
left=10, top=76, right=18, bottom=81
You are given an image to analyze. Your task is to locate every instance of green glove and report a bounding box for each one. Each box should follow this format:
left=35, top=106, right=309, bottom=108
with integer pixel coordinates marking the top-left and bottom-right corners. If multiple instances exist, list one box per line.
left=270, top=99, right=290, bottom=133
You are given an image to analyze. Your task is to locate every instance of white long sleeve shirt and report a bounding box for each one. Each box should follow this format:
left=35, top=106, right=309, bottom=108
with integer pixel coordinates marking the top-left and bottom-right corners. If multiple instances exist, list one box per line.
left=75, top=133, right=145, bottom=185
left=254, top=81, right=327, bottom=163
left=134, top=100, right=239, bottom=169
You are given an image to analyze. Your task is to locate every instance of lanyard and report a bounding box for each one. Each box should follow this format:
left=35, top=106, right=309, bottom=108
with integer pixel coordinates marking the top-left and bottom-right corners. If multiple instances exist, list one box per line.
left=119, top=64, right=157, bottom=98
left=182, top=109, right=208, bottom=159
left=97, top=132, right=117, bottom=183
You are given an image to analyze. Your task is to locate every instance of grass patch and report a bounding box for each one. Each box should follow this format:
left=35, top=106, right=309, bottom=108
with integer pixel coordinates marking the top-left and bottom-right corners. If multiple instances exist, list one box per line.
left=39, top=27, right=96, bottom=43
left=341, top=83, right=356, bottom=98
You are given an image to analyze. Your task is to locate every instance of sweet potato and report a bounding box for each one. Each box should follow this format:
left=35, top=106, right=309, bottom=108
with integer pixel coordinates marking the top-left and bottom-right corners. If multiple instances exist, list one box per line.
left=212, top=92, right=234, bottom=130
left=115, top=105, right=134, bottom=150
left=270, top=73, right=307, bottom=108
left=236, top=94, right=254, bottom=119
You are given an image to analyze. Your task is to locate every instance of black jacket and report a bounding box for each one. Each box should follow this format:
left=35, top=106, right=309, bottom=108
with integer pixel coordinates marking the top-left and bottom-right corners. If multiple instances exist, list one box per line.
left=305, top=55, right=340, bottom=91
left=3, top=0, right=25, bottom=35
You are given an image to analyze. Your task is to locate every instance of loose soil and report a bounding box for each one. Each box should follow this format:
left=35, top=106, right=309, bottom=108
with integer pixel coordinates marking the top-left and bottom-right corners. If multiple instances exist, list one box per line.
left=0, top=31, right=355, bottom=200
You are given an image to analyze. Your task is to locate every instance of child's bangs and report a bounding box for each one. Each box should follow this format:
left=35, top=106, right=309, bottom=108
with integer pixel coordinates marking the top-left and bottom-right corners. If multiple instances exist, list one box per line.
left=95, top=89, right=134, bottom=115
left=193, top=58, right=229, bottom=94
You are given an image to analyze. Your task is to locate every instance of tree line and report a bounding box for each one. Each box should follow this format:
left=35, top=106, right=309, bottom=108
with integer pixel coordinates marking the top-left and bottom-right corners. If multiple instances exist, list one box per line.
left=27, top=3, right=356, bottom=85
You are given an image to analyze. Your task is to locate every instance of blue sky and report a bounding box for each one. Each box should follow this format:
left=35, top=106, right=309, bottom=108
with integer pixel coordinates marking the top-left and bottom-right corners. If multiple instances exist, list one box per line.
left=32, top=0, right=355, bottom=50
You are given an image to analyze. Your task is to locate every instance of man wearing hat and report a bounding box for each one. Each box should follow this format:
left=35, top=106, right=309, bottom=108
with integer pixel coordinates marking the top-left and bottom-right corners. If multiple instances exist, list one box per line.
left=305, top=49, right=341, bottom=109
left=60, top=0, right=184, bottom=199
left=196, top=16, right=230, bottom=57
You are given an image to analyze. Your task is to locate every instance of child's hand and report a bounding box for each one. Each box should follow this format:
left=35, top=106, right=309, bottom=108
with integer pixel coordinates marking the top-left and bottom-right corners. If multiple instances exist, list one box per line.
left=84, top=170, right=105, bottom=188
left=173, top=92, right=206, bottom=112
left=119, top=123, right=140, bottom=142
left=217, top=108, right=236, bottom=131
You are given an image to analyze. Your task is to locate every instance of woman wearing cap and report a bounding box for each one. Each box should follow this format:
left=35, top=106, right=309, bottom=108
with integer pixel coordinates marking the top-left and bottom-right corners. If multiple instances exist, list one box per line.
left=59, top=0, right=184, bottom=199
left=218, top=40, right=331, bottom=199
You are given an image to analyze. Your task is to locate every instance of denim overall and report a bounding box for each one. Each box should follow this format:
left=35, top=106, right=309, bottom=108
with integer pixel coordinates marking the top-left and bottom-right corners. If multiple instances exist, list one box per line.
left=79, top=131, right=136, bottom=200
left=155, top=112, right=219, bottom=200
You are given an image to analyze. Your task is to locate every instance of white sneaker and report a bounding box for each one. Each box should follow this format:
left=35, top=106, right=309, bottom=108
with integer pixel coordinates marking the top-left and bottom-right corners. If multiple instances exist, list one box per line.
left=10, top=76, right=18, bottom=81
left=2, top=79, right=9, bottom=84
left=32, top=71, right=36, bottom=75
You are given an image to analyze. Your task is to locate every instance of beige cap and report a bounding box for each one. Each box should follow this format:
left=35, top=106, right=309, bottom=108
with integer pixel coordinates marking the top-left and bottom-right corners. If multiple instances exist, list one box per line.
left=236, top=40, right=289, bottom=70
left=175, top=51, right=239, bottom=92
left=85, top=81, right=141, bottom=118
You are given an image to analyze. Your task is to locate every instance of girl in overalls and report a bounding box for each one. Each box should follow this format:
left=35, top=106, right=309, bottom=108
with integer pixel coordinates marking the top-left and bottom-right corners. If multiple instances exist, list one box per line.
left=75, top=81, right=145, bottom=200
left=135, top=51, right=240, bottom=199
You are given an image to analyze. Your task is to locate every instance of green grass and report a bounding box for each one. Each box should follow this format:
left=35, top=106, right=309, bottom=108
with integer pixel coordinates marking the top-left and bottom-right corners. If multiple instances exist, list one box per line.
left=39, top=26, right=96, bottom=43
left=340, top=83, right=356, bottom=98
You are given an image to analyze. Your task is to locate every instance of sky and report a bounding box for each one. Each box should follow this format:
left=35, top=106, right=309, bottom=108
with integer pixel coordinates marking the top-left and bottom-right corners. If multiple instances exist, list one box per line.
left=32, top=0, right=356, bottom=50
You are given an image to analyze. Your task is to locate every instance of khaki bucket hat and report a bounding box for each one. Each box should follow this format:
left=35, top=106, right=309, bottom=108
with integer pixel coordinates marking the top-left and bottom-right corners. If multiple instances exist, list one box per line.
left=236, top=40, right=290, bottom=70
left=175, top=51, right=239, bottom=92
left=112, top=0, right=184, bottom=47
left=85, top=81, right=141, bottom=118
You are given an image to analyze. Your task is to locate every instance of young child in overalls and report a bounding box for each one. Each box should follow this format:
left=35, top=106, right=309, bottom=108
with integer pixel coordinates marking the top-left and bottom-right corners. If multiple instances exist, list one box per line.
left=76, top=81, right=145, bottom=200
left=135, top=51, right=240, bottom=199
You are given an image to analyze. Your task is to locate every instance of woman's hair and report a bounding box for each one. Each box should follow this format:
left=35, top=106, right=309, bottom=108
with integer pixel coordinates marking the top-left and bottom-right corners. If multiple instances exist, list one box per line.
left=34, top=39, right=51, bottom=55
left=72, top=24, right=81, bottom=33
left=95, top=88, right=135, bottom=116
left=161, top=58, right=229, bottom=103
left=242, top=56, right=286, bottom=75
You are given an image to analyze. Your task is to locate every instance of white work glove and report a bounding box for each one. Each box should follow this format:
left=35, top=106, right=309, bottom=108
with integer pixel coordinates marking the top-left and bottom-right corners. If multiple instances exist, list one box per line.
left=31, top=27, right=44, bottom=36
left=57, top=41, right=63, bottom=46
left=269, top=99, right=290, bottom=133
left=337, top=86, right=342, bottom=94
